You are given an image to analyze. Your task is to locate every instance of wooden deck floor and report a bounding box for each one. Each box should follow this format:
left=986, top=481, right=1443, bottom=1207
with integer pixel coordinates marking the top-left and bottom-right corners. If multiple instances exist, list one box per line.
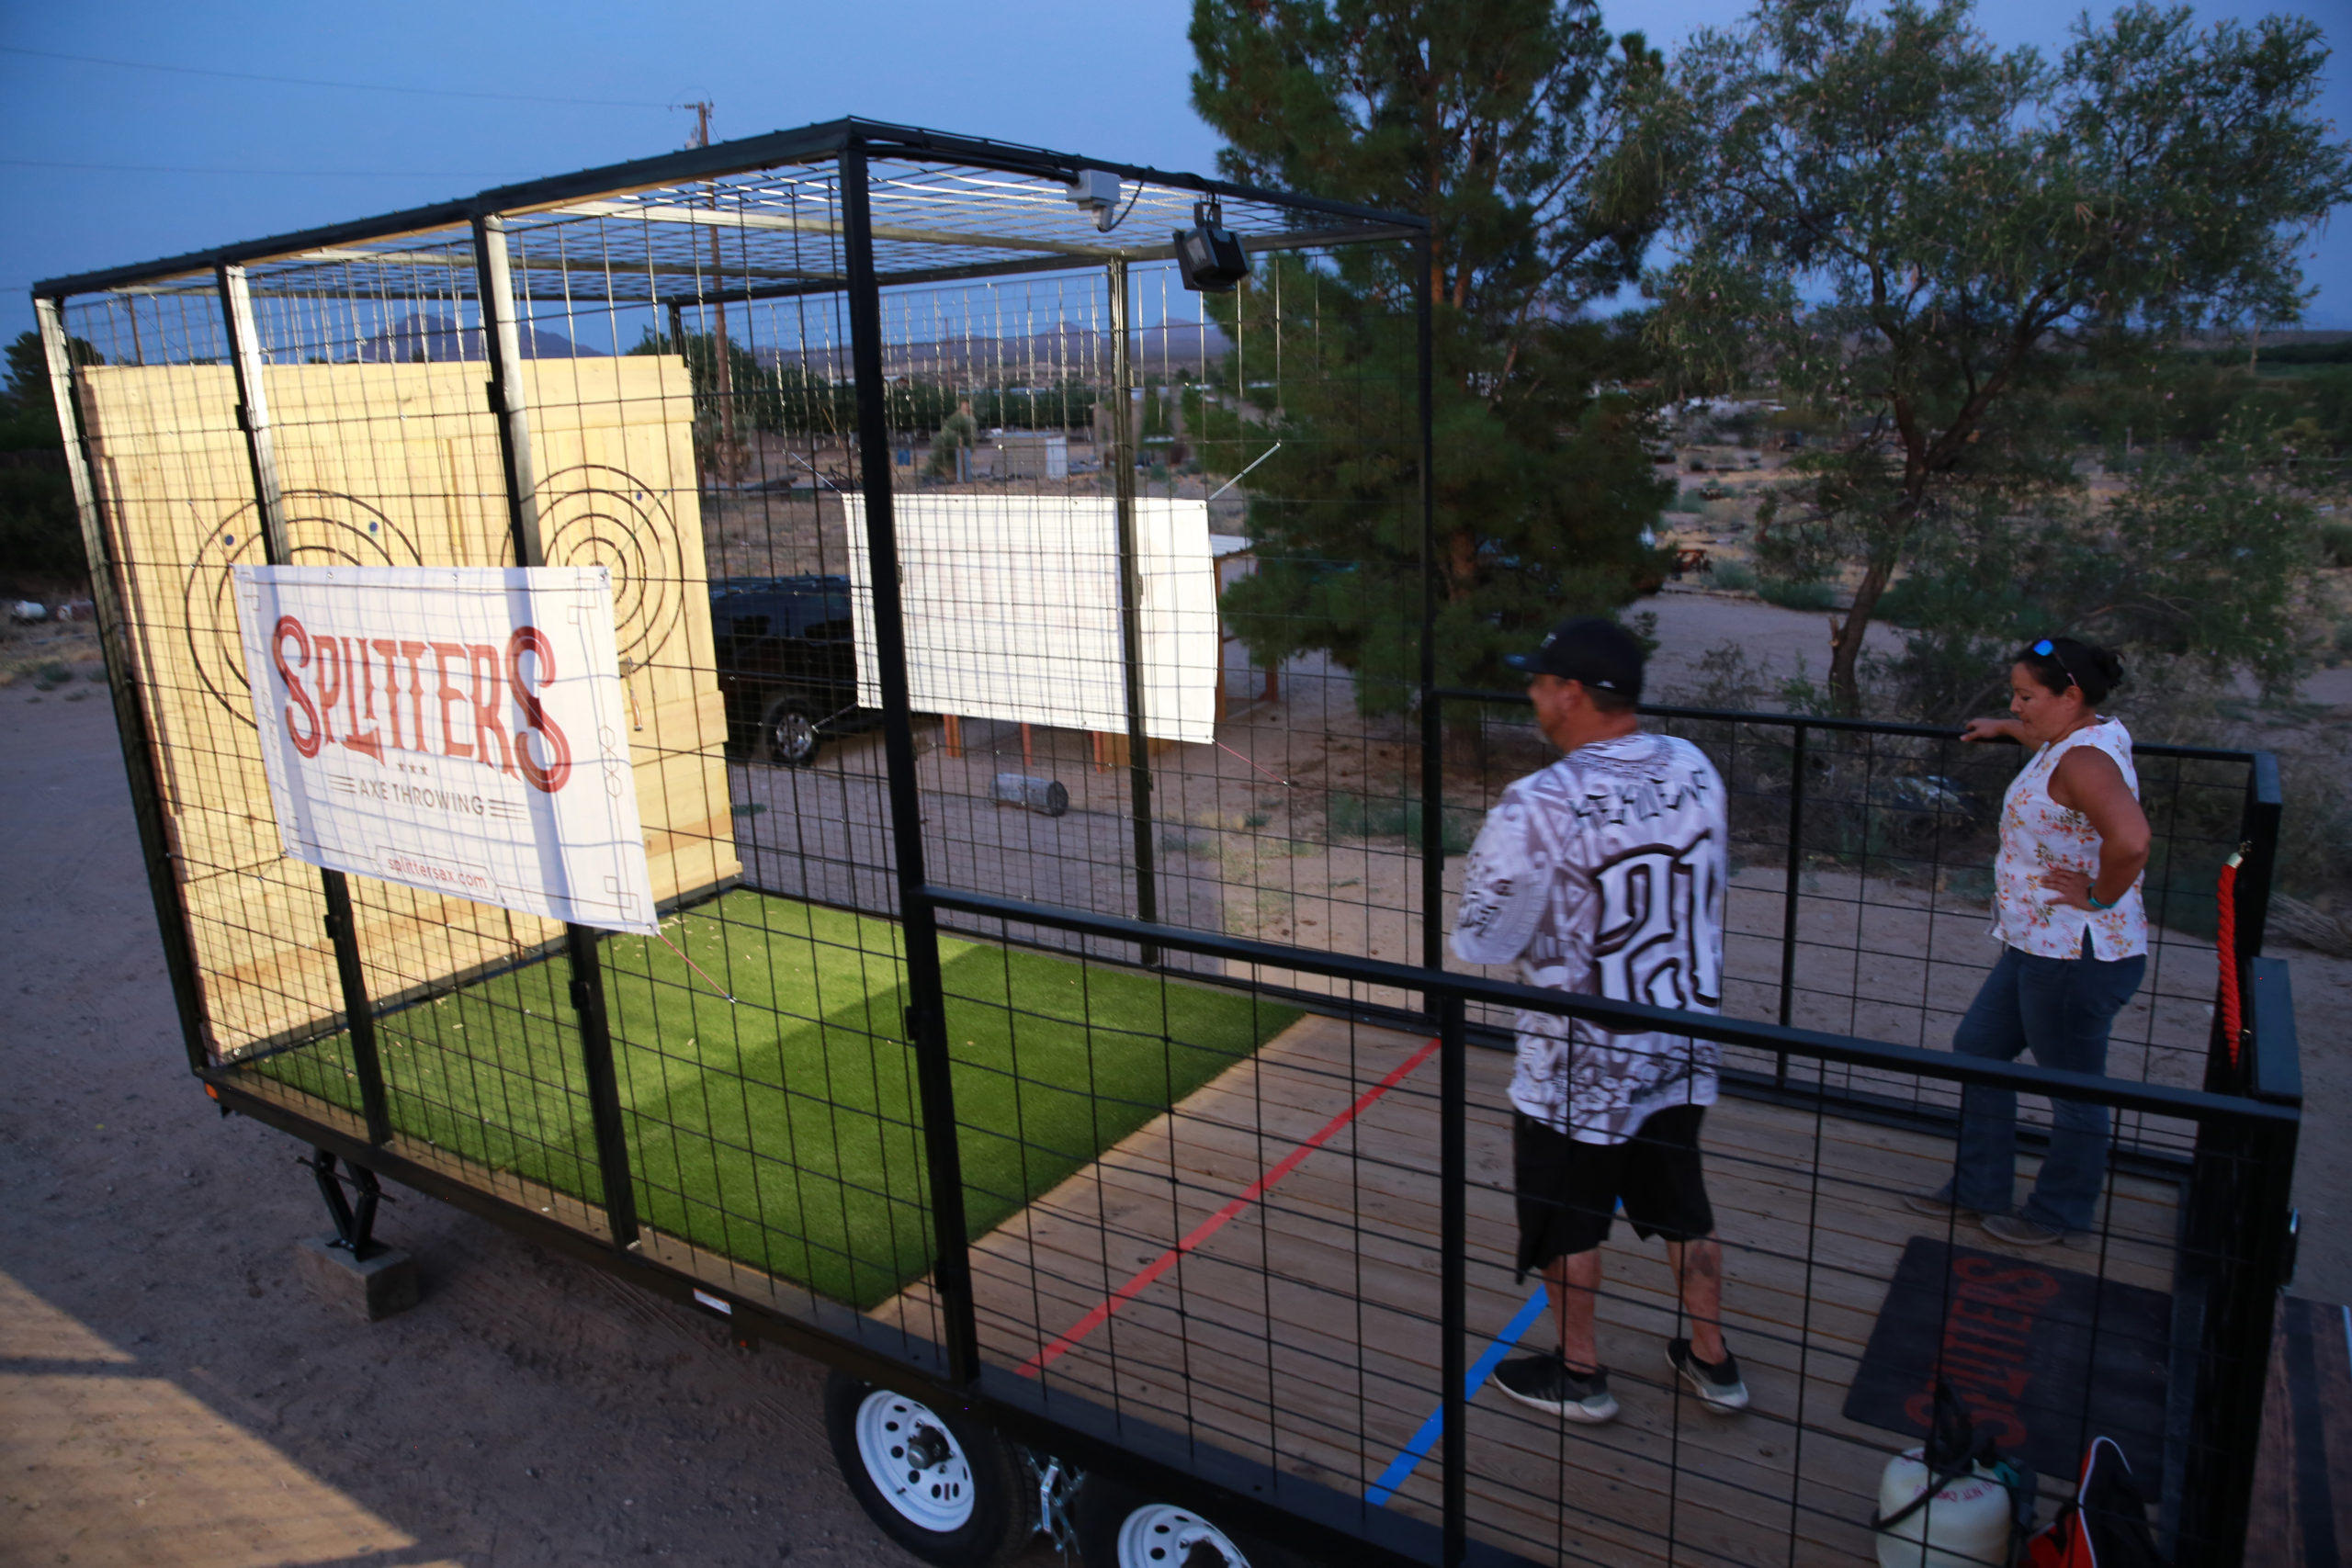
left=877, top=1014, right=2187, bottom=1568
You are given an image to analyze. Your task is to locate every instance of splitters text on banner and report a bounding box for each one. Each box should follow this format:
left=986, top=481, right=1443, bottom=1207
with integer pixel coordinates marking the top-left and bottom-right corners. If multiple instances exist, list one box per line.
left=233, top=565, right=660, bottom=936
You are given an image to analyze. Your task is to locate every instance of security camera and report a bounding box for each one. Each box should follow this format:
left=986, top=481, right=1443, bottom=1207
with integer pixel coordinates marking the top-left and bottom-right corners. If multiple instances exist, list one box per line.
left=1067, top=169, right=1124, bottom=232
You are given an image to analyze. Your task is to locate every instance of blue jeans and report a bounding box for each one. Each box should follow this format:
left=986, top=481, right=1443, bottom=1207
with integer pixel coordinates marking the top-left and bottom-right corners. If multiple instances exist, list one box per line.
left=1944, top=940, right=2146, bottom=1232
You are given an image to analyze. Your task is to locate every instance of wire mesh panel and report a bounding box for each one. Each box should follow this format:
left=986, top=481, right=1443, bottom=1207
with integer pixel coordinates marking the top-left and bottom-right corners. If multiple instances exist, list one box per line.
left=1441, top=701, right=2266, bottom=1168
left=908, top=897, right=2291, bottom=1568
left=56, top=280, right=359, bottom=1064
left=37, top=119, right=2299, bottom=1568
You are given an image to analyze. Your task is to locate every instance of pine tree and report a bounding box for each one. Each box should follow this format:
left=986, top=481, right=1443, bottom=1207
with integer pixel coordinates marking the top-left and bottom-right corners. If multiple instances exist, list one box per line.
left=1189, top=0, right=1674, bottom=710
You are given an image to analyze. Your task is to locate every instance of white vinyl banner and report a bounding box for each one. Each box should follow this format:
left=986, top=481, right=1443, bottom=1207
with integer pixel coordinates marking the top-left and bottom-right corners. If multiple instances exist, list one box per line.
left=232, top=565, right=660, bottom=935
left=842, top=493, right=1219, bottom=744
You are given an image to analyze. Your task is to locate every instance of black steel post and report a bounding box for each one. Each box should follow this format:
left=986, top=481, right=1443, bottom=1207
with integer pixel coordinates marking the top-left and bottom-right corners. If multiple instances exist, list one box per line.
left=2178, top=957, right=2301, bottom=1564
left=218, top=265, right=392, bottom=1140
left=1775, top=722, right=1808, bottom=1085
left=472, top=213, right=637, bottom=1248
left=321, top=874, right=392, bottom=1145
left=1104, top=256, right=1160, bottom=963
left=36, top=297, right=213, bottom=1077
left=566, top=924, right=638, bottom=1246
left=1417, top=232, right=1443, bottom=987
left=841, top=141, right=980, bottom=1383
left=1437, top=993, right=1467, bottom=1567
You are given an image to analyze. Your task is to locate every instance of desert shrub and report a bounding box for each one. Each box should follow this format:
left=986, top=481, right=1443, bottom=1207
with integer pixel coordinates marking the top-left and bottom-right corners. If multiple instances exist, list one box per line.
left=1758, top=576, right=1836, bottom=612
left=2319, top=518, right=2352, bottom=568
left=1326, top=791, right=1479, bottom=854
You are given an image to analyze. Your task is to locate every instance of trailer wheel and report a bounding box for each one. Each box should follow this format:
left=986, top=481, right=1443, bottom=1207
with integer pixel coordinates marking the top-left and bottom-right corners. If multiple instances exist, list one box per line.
left=823, top=1371, right=1025, bottom=1566
left=1074, top=1475, right=1305, bottom=1568
left=757, top=697, right=821, bottom=768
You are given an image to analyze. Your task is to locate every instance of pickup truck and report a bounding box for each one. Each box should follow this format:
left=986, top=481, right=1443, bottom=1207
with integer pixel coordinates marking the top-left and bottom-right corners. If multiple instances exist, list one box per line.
left=708, top=575, right=867, bottom=767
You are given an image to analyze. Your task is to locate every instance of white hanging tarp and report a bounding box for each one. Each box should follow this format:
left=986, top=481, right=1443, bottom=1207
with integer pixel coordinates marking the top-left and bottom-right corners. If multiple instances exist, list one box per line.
left=843, top=493, right=1218, bottom=744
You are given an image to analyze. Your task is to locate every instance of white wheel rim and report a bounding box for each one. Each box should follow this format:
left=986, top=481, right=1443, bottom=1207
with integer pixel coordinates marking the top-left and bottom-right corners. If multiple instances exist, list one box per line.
left=854, top=1390, right=977, bottom=1533
left=1116, top=1502, right=1250, bottom=1568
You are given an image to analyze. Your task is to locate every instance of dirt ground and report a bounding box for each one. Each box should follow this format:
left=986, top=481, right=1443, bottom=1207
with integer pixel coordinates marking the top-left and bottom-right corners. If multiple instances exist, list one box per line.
left=4, top=593, right=2344, bottom=1565
left=0, top=687, right=1067, bottom=1568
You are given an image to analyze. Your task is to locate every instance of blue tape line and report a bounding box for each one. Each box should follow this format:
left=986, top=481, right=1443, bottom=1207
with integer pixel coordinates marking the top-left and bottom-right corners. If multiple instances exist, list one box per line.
left=1366, top=1284, right=1550, bottom=1507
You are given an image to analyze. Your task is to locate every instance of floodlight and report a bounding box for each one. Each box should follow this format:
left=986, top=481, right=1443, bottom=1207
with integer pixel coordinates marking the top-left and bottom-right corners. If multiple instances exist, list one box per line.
left=1173, top=199, right=1250, bottom=292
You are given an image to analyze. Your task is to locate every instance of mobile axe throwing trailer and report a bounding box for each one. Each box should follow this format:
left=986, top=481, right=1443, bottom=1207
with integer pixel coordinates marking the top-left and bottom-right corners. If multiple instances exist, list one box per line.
left=34, top=119, right=2303, bottom=1568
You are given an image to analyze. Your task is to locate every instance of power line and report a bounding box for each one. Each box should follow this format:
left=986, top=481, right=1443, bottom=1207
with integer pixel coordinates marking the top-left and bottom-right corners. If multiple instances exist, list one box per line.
left=0, top=157, right=531, bottom=178
left=3, top=158, right=530, bottom=179
left=0, top=43, right=674, bottom=109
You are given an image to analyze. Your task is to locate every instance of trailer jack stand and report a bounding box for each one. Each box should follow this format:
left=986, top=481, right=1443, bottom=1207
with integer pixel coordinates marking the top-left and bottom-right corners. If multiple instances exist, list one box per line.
left=302, top=1148, right=388, bottom=1258
left=292, top=1149, right=417, bottom=1321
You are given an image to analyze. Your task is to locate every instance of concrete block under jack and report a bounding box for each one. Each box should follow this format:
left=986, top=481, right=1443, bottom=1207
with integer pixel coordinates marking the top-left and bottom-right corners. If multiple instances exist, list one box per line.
left=293, top=1235, right=419, bottom=1321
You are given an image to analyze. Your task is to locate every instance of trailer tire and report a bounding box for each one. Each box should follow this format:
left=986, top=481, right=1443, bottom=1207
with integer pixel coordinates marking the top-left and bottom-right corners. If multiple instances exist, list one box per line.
left=1073, top=1475, right=1306, bottom=1568
left=823, top=1371, right=1026, bottom=1567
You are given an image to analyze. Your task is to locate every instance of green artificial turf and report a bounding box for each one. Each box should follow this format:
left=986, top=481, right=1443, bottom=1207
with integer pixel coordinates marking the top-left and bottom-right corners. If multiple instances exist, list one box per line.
left=257, top=891, right=1298, bottom=1308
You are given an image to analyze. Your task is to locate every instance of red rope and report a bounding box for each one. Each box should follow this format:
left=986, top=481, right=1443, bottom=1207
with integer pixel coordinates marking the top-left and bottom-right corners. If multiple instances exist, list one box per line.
left=2217, top=850, right=2244, bottom=1066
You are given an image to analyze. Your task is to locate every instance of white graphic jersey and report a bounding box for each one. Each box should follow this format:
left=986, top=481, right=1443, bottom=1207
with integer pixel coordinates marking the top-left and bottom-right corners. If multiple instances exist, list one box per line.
left=1453, top=732, right=1726, bottom=1144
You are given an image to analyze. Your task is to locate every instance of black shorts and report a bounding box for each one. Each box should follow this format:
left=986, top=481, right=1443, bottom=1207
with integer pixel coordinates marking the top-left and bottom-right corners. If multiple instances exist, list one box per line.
left=1514, top=1105, right=1714, bottom=1276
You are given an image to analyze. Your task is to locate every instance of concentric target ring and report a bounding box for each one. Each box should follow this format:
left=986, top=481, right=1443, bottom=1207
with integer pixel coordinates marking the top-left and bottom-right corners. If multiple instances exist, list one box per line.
left=532, top=464, right=684, bottom=668
left=183, top=491, right=417, bottom=728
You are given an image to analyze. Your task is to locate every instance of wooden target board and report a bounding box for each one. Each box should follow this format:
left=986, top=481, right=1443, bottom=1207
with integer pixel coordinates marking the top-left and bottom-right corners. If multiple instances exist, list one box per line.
left=78, top=355, right=737, bottom=1059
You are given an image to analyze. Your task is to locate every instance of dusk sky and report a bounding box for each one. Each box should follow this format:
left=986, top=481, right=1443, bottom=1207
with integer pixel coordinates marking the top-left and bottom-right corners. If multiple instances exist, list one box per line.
left=3, top=0, right=2345, bottom=346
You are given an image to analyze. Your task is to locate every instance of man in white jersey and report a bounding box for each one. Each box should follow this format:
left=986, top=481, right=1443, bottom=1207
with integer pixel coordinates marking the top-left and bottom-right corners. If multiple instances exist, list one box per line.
left=1453, top=617, right=1747, bottom=1425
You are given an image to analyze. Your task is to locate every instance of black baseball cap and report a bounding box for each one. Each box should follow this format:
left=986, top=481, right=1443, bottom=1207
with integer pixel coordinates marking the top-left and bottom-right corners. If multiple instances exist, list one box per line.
left=1504, top=615, right=1645, bottom=700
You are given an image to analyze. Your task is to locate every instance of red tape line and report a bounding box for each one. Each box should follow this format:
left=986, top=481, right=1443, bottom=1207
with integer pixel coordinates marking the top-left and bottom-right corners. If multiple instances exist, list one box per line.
left=1017, top=1034, right=1441, bottom=1378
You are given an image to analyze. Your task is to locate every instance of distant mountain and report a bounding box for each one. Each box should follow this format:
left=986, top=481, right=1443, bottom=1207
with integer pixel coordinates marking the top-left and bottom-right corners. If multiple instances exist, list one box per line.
left=355, top=310, right=604, bottom=363
left=747, top=318, right=1232, bottom=381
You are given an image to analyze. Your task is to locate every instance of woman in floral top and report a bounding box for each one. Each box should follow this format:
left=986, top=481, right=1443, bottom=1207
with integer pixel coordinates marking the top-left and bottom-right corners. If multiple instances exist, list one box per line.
left=1905, top=637, right=2151, bottom=1246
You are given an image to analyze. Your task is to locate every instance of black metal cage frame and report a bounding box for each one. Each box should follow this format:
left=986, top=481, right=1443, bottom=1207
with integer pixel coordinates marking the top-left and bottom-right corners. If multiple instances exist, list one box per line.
left=33, top=118, right=2301, bottom=1568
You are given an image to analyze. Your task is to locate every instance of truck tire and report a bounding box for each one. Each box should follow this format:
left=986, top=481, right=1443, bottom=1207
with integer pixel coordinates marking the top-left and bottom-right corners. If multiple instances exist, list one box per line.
left=1074, top=1474, right=1306, bottom=1568
left=757, top=696, right=821, bottom=768
left=823, top=1371, right=1026, bottom=1567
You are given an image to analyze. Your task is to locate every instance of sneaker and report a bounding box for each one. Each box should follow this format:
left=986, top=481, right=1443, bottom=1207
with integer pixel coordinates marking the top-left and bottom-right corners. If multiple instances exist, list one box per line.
left=1900, top=1189, right=1982, bottom=1221
left=1981, top=1212, right=2068, bottom=1247
left=1667, top=1338, right=1750, bottom=1413
left=1492, top=1351, right=1619, bottom=1424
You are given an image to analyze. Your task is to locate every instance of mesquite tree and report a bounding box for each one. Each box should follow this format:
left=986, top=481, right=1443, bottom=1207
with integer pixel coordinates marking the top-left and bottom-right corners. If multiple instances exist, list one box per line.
left=1633, top=0, right=2350, bottom=709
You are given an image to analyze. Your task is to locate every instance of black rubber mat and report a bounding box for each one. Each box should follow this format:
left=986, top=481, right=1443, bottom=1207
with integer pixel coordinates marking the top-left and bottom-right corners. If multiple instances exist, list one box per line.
left=1842, top=1236, right=2172, bottom=1494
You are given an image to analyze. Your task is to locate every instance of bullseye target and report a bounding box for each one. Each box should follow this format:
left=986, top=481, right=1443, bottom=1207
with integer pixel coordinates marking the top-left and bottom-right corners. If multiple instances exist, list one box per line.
left=533, top=464, right=685, bottom=668
left=183, top=491, right=419, bottom=728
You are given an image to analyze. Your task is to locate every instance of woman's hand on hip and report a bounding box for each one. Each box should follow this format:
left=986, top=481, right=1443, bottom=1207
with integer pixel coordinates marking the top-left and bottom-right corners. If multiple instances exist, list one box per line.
left=2038, top=867, right=2095, bottom=910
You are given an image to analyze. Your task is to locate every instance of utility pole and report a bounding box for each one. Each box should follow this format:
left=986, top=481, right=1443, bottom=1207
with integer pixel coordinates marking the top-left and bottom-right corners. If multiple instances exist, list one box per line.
left=684, top=100, right=740, bottom=482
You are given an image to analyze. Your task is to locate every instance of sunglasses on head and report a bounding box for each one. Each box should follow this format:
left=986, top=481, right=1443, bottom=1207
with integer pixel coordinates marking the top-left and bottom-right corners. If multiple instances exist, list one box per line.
left=2031, top=638, right=2082, bottom=693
